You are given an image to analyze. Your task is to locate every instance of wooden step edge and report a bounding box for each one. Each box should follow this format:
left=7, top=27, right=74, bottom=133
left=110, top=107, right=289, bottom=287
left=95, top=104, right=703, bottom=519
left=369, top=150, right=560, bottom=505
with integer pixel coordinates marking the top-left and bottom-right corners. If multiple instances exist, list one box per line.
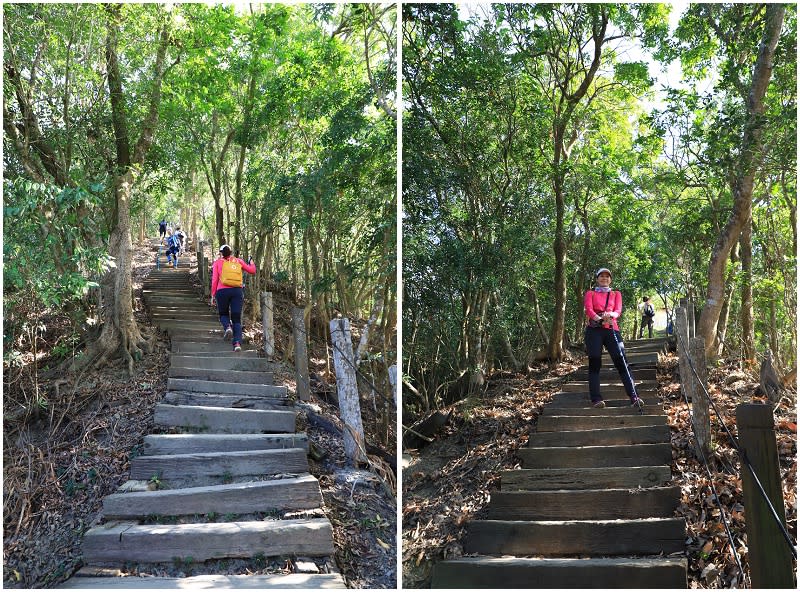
left=60, top=573, right=347, bottom=589
left=82, top=518, right=336, bottom=563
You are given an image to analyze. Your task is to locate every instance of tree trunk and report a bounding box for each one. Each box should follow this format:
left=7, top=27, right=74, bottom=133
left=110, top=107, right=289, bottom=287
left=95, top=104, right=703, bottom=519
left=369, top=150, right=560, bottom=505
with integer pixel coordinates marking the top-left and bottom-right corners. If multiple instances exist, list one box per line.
left=698, top=5, right=785, bottom=358
left=76, top=5, right=169, bottom=374
left=740, top=214, right=755, bottom=363
left=715, top=242, right=740, bottom=356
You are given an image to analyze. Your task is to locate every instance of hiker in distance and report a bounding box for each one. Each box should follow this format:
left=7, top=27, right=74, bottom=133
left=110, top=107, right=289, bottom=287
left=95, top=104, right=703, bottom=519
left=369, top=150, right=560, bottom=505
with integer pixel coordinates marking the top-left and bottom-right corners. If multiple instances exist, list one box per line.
left=211, top=244, right=256, bottom=352
left=638, top=295, right=656, bottom=339
left=158, top=218, right=167, bottom=240
left=583, top=267, right=644, bottom=410
left=164, top=228, right=181, bottom=269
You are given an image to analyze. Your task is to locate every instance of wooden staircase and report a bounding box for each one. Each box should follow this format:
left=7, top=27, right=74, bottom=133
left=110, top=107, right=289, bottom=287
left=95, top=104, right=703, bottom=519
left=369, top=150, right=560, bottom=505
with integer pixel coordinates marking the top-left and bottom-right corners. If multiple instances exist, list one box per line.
left=61, top=243, right=345, bottom=588
left=432, top=337, right=688, bottom=588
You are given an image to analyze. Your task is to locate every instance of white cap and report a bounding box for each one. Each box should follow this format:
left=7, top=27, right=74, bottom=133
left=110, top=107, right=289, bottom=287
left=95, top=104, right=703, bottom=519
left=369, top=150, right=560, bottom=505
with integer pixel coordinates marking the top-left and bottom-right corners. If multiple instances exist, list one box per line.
left=596, top=267, right=612, bottom=277
left=219, top=244, right=230, bottom=253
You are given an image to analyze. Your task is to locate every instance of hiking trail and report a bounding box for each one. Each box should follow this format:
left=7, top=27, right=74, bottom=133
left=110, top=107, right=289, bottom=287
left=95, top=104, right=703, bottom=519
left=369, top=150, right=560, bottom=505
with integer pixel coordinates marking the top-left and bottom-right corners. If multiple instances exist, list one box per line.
left=60, top=239, right=346, bottom=589
left=431, top=337, right=688, bottom=588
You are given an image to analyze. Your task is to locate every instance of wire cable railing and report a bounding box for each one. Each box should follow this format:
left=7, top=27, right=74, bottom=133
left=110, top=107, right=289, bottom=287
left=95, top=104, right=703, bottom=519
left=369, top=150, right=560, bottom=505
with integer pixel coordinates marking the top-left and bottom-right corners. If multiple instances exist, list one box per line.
left=673, top=324, right=797, bottom=566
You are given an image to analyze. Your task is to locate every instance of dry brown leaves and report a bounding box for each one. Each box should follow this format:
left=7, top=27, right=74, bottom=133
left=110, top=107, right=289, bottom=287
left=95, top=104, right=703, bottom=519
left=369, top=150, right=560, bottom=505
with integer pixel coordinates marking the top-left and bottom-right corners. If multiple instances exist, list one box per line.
left=402, top=363, right=563, bottom=588
left=663, top=355, right=797, bottom=588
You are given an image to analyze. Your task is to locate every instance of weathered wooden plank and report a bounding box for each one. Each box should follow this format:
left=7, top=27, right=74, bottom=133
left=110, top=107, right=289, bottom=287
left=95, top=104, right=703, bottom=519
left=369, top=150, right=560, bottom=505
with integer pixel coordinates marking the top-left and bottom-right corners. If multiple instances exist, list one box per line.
left=501, top=466, right=672, bottom=490
left=166, top=379, right=286, bottom=397
left=530, top=424, right=671, bottom=447
left=82, top=518, right=334, bottom=563
left=552, top=390, right=656, bottom=402
left=60, top=573, right=347, bottom=589
left=168, top=367, right=274, bottom=384
left=571, top=368, right=657, bottom=381
left=536, top=414, right=665, bottom=431
left=130, top=448, right=308, bottom=481
left=541, top=405, right=664, bottom=417
left=464, top=518, right=685, bottom=556
left=486, top=486, right=681, bottom=520
left=143, top=433, right=308, bottom=455
left=547, top=396, right=659, bottom=409
left=154, top=404, right=294, bottom=433
left=170, top=356, right=271, bottom=372
left=518, top=443, right=673, bottom=469
left=561, top=381, right=657, bottom=393
left=163, top=392, right=288, bottom=410
left=103, top=475, right=322, bottom=518
left=431, top=557, right=687, bottom=589
left=170, top=342, right=258, bottom=354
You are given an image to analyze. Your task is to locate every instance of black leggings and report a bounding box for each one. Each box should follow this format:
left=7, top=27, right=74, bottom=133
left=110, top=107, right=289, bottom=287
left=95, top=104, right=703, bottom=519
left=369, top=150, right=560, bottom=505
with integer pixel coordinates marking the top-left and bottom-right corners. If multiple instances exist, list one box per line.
left=585, top=326, right=638, bottom=403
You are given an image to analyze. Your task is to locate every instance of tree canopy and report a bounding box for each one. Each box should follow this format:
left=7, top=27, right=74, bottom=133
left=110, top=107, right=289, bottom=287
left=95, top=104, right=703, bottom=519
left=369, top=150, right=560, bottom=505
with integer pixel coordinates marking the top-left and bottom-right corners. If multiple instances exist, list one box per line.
left=402, top=3, right=796, bottom=413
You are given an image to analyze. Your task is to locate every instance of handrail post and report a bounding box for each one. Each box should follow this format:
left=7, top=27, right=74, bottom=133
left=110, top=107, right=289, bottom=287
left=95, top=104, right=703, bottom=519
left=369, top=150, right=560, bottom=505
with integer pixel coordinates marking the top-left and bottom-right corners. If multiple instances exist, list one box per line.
left=292, top=306, right=310, bottom=401
left=736, top=404, right=795, bottom=588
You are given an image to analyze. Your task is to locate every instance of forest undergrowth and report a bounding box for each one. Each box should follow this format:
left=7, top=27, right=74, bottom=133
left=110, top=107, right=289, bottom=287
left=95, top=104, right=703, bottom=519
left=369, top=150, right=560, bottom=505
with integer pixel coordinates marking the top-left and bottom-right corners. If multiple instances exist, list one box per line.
left=402, top=350, right=797, bottom=589
left=3, top=239, right=397, bottom=589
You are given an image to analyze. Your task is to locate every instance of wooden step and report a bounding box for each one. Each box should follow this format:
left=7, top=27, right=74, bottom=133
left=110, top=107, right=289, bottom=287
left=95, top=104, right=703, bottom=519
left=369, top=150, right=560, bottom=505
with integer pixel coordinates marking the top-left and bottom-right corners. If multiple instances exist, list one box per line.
left=547, top=396, right=659, bottom=409
left=60, top=573, right=346, bottom=589
left=431, top=556, right=687, bottom=589
left=540, top=405, right=663, bottom=416
left=170, top=356, right=271, bottom=372
left=529, top=424, right=670, bottom=447
left=154, top=404, right=294, bottom=433
left=163, top=391, right=288, bottom=410
left=168, top=367, right=274, bottom=384
left=170, top=342, right=256, bottom=354
left=171, top=349, right=260, bottom=358
left=130, top=448, right=308, bottom=482
left=82, top=518, right=335, bottom=563
left=572, top=368, right=657, bottom=381
left=561, top=380, right=657, bottom=393
left=463, top=517, right=685, bottom=556
left=486, top=486, right=681, bottom=520
left=536, top=414, right=665, bottom=431
left=166, top=378, right=286, bottom=397
left=501, top=466, right=672, bottom=490
left=143, top=433, right=308, bottom=455
left=167, top=378, right=288, bottom=399
left=552, top=390, right=655, bottom=402
left=103, top=475, right=323, bottom=518
left=518, top=443, right=672, bottom=469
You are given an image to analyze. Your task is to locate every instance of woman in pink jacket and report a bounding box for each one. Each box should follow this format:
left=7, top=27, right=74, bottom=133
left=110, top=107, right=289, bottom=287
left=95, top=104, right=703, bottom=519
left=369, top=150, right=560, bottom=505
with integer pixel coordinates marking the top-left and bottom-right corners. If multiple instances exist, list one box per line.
left=211, top=245, right=257, bottom=352
left=583, top=267, right=643, bottom=409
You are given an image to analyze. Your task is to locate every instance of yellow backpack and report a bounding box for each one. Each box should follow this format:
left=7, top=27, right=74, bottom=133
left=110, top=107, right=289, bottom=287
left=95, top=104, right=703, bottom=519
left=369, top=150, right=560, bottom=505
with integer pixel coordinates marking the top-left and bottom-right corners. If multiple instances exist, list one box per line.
left=220, top=258, right=243, bottom=287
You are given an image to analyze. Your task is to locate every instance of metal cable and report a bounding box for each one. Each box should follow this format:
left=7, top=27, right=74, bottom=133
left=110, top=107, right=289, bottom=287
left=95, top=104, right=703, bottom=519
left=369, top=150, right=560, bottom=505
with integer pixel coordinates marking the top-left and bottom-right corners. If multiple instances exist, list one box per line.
left=674, top=325, right=797, bottom=560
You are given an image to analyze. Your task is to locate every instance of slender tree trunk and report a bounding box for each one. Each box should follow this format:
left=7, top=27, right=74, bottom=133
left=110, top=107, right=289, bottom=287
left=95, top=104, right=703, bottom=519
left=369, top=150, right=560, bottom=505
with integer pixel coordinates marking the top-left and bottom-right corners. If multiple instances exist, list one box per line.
left=740, top=214, right=755, bottom=362
left=715, top=243, right=739, bottom=356
left=698, top=5, right=785, bottom=357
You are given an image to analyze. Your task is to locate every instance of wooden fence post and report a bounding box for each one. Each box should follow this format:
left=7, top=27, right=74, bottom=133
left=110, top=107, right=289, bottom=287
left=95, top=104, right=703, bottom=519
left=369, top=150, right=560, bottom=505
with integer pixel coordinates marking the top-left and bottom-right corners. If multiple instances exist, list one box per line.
left=292, top=306, right=310, bottom=401
left=330, top=318, right=367, bottom=466
left=736, top=404, right=795, bottom=588
left=388, top=364, right=397, bottom=407
left=689, top=336, right=711, bottom=458
left=261, top=292, right=274, bottom=360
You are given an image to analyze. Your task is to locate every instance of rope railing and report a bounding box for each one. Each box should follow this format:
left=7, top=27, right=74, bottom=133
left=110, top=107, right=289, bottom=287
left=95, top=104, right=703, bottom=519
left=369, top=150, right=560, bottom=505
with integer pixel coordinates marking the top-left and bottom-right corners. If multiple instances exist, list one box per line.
left=673, top=323, right=798, bottom=564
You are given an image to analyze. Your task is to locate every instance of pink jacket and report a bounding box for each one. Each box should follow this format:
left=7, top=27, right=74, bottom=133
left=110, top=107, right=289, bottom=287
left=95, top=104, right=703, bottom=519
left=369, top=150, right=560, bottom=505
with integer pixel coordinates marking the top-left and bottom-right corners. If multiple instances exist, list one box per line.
left=211, top=256, right=257, bottom=297
left=584, top=289, right=622, bottom=331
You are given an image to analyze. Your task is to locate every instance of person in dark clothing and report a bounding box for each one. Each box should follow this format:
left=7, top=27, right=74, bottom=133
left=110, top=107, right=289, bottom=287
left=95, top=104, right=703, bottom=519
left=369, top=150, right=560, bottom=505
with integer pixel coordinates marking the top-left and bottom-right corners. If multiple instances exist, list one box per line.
left=159, top=219, right=167, bottom=240
left=583, top=267, right=643, bottom=410
left=639, top=296, right=655, bottom=339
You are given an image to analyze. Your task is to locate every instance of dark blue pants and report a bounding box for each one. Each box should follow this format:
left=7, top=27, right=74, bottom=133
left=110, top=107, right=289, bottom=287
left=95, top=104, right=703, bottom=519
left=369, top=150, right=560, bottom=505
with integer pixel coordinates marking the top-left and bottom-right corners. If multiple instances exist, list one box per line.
left=216, top=287, right=244, bottom=344
left=166, top=247, right=178, bottom=267
left=585, top=326, right=638, bottom=403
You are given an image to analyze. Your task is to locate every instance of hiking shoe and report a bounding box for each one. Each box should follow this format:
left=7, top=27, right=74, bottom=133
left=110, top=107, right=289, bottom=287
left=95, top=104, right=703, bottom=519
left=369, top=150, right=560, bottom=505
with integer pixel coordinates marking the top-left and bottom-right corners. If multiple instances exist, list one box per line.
left=631, top=397, right=645, bottom=410
left=592, top=400, right=606, bottom=408
left=223, top=326, right=233, bottom=340
left=233, top=342, right=241, bottom=352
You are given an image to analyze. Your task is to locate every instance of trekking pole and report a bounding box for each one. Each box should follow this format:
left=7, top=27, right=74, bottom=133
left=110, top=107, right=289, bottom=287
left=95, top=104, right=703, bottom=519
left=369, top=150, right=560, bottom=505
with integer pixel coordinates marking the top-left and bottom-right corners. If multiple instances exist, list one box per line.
left=611, top=327, right=643, bottom=415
